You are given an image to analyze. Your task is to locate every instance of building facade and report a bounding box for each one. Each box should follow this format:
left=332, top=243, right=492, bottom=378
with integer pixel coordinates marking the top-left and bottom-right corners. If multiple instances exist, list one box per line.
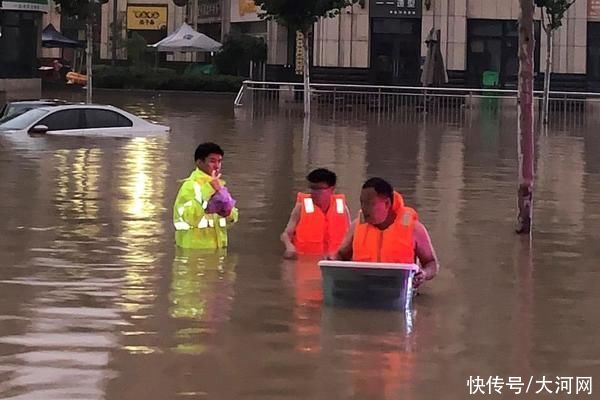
left=98, top=0, right=188, bottom=61
left=23, top=0, right=600, bottom=91
left=311, top=0, right=599, bottom=89
left=213, top=0, right=600, bottom=89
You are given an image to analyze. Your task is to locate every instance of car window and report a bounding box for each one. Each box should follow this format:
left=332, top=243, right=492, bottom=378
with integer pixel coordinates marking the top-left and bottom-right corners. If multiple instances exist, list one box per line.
left=83, top=109, right=133, bottom=129
left=38, top=109, right=82, bottom=131
left=7, top=105, right=34, bottom=117
left=0, top=109, right=49, bottom=131
left=4, top=105, right=17, bottom=117
left=0, top=109, right=28, bottom=124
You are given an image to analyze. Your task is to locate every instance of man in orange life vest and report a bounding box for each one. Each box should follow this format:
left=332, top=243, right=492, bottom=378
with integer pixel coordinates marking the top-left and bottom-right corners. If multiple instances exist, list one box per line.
left=333, top=177, right=439, bottom=288
left=281, top=168, right=351, bottom=259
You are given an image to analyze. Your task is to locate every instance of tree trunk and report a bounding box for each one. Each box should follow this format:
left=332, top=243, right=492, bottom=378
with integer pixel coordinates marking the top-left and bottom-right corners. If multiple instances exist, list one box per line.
left=302, top=30, right=311, bottom=117
left=542, top=28, right=553, bottom=125
left=516, top=0, right=535, bottom=235
left=86, top=21, right=93, bottom=104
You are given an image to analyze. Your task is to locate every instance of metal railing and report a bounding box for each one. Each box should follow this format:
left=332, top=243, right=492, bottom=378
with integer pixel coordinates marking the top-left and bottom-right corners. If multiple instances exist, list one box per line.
left=234, top=80, right=600, bottom=125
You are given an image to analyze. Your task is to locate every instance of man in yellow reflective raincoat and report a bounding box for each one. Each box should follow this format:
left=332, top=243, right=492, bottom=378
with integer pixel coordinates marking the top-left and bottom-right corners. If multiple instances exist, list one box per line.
left=173, top=142, right=239, bottom=249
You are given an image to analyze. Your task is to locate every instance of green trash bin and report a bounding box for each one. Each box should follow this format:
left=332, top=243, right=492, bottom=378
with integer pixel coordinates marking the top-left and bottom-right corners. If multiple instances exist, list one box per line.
left=482, top=70, right=499, bottom=88
left=482, top=70, right=500, bottom=109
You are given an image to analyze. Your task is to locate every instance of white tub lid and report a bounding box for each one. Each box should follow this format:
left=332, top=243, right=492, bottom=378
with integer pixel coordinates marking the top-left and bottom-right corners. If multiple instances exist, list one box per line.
left=318, top=261, right=419, bottom=271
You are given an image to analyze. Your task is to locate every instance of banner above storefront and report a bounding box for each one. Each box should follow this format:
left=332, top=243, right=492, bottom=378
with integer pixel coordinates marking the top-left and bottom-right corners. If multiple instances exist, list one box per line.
left=371, top=0, right=422, bottom=18
left=0, top=0, right=49, bottom=13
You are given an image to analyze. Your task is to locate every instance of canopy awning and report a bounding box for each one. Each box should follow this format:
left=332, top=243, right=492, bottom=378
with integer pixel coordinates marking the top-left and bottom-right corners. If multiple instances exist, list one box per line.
left=42, top=24, right=84, bottom=48
left=149, top=23, right=222, bottom=52
left=421, top=28, right=448, bottom=87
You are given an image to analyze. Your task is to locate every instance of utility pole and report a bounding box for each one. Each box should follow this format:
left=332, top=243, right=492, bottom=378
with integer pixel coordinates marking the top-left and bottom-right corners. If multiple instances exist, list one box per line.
left=86, top=0, right=94, bottom=104
left=0, top=1, right=4, bottom=40
left=185, top=0, right=198, bottom=61
left=220, top=0, right=231, bottom=43
left=111, top=0, right=118, bottom=64
left=86, top=21, right=93, bottom=103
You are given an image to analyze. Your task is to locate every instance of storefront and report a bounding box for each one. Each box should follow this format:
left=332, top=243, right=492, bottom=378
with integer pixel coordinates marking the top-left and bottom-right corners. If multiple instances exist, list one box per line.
left=589, top=23, right=600, bottom=89
left=466, top=19, right=540, bottom=89
left=0, top=0, right=49, bottom=100
left=0, top=0, right=48, bottom=78
left=369, top=0, right=422, bottom=85
left=196, top=0, right=222, bottom=41
left=589, top=1, right=600, bottom=90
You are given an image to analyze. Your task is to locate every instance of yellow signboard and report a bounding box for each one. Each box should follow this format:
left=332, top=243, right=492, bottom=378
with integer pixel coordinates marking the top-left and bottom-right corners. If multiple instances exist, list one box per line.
left=239, top=0, right=256, bottom=16
left=127, top=5, right=168, bottom=31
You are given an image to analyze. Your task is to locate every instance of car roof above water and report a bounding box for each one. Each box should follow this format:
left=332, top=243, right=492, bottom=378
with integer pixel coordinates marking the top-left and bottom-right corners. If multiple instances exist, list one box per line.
left=35, top=104, right=129, bottom=113
left=7, top=99, right=70, bottom=106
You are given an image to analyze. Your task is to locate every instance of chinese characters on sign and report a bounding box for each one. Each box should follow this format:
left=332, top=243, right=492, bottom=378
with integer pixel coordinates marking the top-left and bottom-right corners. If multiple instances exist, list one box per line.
left=467, top=376, right=592, bottom=396
left=126, top=6, right=168, bottom=31
left=198, top=1, right=221, bottom=19
left=1, top=0, right=50, bottom=12
left=371, top=0, right=421, bottom=18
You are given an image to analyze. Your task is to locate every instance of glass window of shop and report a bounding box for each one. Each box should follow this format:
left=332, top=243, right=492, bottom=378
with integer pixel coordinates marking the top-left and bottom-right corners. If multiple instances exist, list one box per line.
left=467, top=19, right=540, bottom=89
left=588, top=22, right=600, bottom=89
left=229, top=21, right=267, bottom=40
left=370, top=18, right=422, bottom=85
left=0, top=11, right=41, bottom=79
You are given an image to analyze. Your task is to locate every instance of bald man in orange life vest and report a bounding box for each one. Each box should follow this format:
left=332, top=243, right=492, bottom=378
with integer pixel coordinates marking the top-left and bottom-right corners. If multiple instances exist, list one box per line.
left=333, top=177, right=439, bottom=289
left=281, top=168, right=351, bottom=259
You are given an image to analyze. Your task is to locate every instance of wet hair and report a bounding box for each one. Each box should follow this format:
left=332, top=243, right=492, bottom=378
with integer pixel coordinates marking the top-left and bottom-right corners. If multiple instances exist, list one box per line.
left=362, top=177, right=394, bottom=204
left=195, top=142, right=224, bottom=161
left=307, top=168, right=337, bottom=187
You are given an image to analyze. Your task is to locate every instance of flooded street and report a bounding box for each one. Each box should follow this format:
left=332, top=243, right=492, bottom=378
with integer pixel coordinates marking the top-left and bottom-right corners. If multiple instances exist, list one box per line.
left=1, top=90, right=599, bottom=399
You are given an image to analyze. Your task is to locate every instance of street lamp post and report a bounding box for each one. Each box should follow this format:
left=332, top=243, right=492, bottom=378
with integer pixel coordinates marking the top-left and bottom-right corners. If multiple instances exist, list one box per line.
left=111, top=0, right=118, bottom=64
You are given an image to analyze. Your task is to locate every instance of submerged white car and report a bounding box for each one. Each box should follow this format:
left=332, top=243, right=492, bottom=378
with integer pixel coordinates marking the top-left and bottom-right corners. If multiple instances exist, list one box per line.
left=0, top=104, right=169, bottom=138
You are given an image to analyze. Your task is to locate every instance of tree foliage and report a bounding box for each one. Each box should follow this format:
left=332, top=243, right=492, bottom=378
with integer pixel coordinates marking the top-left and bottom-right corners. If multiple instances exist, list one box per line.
left=254, top=0, right=362, bottom=33
left=215, top=33, right=267, bottom=76
left=126, top=32, right=147, bottom=68
left=534, top=0, right=576, bottom=31
left=53, top=0, right=107, bottom=20
left=535, top=0, right=576, bottom=125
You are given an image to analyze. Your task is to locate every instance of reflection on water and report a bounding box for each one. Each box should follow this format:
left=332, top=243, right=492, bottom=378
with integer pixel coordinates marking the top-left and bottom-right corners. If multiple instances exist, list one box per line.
left=282, top=257, right=323, bottom=354
left=170, top=249, right=236, bottom=354
left=320, top=307, right=416, bottom=400
left=0, top=90, right=599, bottom=399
